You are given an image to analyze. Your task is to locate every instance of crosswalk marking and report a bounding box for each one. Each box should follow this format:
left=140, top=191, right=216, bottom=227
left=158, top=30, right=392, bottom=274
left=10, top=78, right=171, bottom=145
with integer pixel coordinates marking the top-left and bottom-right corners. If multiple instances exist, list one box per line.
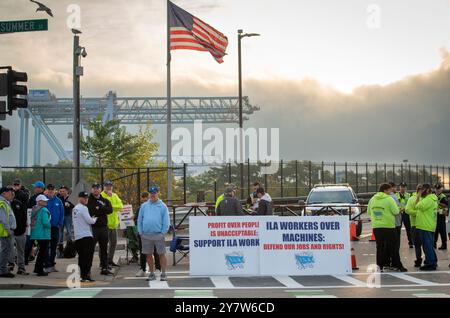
left=175, top=290, right=216, bottom=298
left=273, top=276, right=304, bottom=288
left=0, top=289, right=42, bottom=298
left=148, top=280, right=169, bottom=289
left=210, top=276, right=234, bottom=289
left=413, top=293, right=450, bottom=298
left=388, top=273, right=439, bottom=286
left=47, top=289, right=102, bottom=298
left=332, top=275, right=367, bottom=287
left=286, top=290, right=336, bottom=298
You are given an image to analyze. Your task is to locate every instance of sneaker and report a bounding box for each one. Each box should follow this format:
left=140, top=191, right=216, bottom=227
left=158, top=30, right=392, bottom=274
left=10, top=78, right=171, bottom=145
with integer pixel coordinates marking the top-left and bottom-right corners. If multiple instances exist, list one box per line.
left=409, top=244, right=414, bottom=249
left=146, top=272, right=156, bottom=281
left=36, top=272, right=48, bottom=277
left=85, top=276, right=96, bottom=282
left=45, top=267, right=58, bottom=273
left=0, top=273, right=15, bottom=278
left=160, top=273, right=167, bottom=281
left=414, top=262, right=422, bottom=268
left=438, top=246, right=447, bottom=250
left=16, top=270, right=29, bottom=276
left=135, top=269, right=147, bottom=277
left=101, top=269, right=113, bottom=276
left=108, top=262, right=120, bottom=267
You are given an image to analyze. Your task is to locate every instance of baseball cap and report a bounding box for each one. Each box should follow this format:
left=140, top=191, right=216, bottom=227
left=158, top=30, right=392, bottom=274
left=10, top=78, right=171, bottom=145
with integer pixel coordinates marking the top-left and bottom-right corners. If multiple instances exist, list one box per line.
left=32, top=181, right=45, bottom=189
left=149, top=186, right=159, bottom=194
left=78, top=191, right=89, bottom=198
left=13, top=179, right=22, bottom=185
left=36, top=194, right=49, bottom=202
left=435, top=183, right=443, bottom=190
left=59, top=185, right=69, bottom=191
left=0, top=186, right=14, bottom=195
left=225, top=186, right=234, bottom=194
left=91, top=183, right=102, bottom=189
left=399, top=182, right=407, bottom=187
left=46, top=184, right=56, bottom=190
left=104, top=180, right=113, bottom=186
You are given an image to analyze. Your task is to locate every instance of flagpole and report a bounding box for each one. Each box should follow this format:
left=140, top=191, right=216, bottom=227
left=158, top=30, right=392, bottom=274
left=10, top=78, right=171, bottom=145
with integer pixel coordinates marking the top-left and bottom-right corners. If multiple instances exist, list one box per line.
left=166, top=0, right=173, bottom=205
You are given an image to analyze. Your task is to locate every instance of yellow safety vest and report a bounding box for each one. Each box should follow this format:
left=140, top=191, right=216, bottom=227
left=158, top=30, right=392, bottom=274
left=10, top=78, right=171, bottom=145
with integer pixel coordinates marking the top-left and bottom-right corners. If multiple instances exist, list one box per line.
left=0, top=200, right=11, bottom=238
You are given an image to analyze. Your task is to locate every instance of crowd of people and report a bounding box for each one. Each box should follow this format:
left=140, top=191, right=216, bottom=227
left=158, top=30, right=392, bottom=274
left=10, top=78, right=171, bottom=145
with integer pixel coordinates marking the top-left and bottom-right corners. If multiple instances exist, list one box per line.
left=368, top=182, right=448, bottom=272
left=2, top=177, right=448, bottom=282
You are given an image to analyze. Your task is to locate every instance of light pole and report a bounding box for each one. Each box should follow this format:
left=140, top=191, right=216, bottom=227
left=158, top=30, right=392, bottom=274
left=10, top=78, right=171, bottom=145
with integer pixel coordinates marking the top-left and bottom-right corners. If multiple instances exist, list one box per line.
left=72, top=28, right=87, bottom=190
left=238, top=29, right=260, bottom=199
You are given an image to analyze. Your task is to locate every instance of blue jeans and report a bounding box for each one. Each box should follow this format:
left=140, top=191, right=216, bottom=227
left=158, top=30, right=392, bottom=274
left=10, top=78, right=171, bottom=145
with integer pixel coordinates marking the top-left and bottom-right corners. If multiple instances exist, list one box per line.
left=45, top=227, right=60, bottom=268
left=59, top=215, right=74, bottom=244
left=418, top=229, right=437, bottom=268
left=0, top=237, right=12, bottom=274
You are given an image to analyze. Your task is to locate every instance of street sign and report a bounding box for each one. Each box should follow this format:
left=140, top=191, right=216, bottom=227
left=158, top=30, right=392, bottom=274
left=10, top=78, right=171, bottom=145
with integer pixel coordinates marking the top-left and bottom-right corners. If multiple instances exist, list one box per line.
left=0, top=19, right=48, bottom=34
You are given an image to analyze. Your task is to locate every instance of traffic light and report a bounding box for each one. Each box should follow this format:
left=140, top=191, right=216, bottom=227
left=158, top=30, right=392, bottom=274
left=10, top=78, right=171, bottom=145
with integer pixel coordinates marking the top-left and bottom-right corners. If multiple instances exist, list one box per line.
left=7, top=68, right=28, bottom=112
left=0, top=125, right=10, bottom=150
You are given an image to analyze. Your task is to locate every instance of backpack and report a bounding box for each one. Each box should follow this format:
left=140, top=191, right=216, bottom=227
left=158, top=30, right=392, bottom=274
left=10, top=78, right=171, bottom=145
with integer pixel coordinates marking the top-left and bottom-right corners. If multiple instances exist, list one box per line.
left=63, top=240, right=77, bottom=258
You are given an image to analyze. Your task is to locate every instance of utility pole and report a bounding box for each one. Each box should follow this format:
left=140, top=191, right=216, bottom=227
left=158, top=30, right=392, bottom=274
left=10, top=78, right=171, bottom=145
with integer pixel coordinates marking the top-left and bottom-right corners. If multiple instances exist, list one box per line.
left=72, top=29, right=86, bottom=190
left=238, top=30, right=260, bottom=199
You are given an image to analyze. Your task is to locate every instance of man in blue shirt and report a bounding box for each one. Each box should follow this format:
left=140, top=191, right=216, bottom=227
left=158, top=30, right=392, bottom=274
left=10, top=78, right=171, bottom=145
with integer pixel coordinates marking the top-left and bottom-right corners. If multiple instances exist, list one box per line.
left=45, top=184, right=64, bottom=273
left=137, top=186, right=170, bottom=282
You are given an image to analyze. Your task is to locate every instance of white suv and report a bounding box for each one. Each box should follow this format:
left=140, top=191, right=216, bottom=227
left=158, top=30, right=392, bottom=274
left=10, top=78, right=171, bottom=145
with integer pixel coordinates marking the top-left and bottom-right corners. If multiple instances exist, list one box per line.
left=303, top=184, right=363, bottom=237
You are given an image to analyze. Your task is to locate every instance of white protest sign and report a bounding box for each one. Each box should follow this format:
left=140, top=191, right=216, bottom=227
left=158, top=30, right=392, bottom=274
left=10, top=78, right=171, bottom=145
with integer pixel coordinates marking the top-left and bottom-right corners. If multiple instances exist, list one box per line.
left=119, top=205, right=135, bottom=229
left=189, top=216, right=351, bottom=276
left=259, top=216, right=352, bottom=275
left=189, top=216, right=261, bottom=276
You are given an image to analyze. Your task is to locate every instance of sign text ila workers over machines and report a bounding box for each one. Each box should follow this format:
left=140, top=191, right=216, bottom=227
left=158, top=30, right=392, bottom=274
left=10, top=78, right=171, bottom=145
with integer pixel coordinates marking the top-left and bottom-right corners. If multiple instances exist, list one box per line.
left=189, top=216, right=351, bottom=276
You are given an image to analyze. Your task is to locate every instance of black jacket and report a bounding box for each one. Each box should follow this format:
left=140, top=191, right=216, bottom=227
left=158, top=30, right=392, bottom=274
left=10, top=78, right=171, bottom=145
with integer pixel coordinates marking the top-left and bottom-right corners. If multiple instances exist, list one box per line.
left=256, top=198, right=273, bottom=215
left=28, top=190, right=44, bottom=209
left=14, top=187, right=30, bottom=208
left=216, top=196, right=244, bottom=216
left=57, top=194, right=75, bottom=217
left=87, top=194, right=113, bottom=228
left=11, top=199, right=28, bottom=236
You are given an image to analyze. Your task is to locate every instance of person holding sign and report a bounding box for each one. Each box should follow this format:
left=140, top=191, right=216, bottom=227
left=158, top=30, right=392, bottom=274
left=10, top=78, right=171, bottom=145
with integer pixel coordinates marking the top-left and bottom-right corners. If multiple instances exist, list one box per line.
left=73, top=192, right=97, bottom=282
left=368, top=183, right=405, bottom=272
left=137, top=187, right=170, bottom=281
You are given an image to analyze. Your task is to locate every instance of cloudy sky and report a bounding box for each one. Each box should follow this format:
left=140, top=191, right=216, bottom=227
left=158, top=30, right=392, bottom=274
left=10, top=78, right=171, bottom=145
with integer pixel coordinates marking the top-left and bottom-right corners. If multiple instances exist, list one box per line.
left=0, top=0, right=450, bottom=166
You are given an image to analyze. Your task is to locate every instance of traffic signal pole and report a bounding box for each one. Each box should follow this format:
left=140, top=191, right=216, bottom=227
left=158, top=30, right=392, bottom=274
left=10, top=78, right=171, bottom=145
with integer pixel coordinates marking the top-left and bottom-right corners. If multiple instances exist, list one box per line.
left=72, top=34, right=81, bottom=189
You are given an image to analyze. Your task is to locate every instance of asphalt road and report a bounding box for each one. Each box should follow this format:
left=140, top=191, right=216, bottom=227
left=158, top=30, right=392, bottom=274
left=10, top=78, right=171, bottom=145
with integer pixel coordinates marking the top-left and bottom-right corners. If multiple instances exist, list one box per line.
left=1, top=226, right=449, bottom=298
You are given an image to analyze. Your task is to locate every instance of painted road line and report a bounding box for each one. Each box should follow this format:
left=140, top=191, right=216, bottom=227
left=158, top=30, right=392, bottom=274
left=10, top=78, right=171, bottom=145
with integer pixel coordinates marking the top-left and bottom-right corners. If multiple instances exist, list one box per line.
left=174, top=290, right=216, bottom=298
left=273, top=276, right=304, bottom=288
left=125, top=275, right=208, bottom=280
left=286, top=290, right=336, bottom=298
left=48, top=289, right=102, bottom=298
left=210, top=276, right=234, bottom=289
left=0, top=289, right=42, bottom=298
left=388, top=273, right=439, bottom=286
left=351, top=271, right=450, bottom=275
left=413, top=293, right=450, bottom=298
left=148, top=280, right=169, bottom=289
left=391, top=289, right=429, bottom=292
left=333, top=275, right=367, bottom=287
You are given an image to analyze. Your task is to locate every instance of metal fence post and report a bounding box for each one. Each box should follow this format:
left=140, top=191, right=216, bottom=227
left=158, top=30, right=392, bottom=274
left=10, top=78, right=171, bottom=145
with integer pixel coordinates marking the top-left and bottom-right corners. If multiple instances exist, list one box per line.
left=408, top=164, right=411, bottom=187
left=183, top=163, right=187, bottom=204
left=214, top=181, right=217, bottom=202
left=384, top=163, right=387, bottom=182
left=333, top=162, right=337, bottom=184
left=146, top=168, right=150, bottom=190
left=423, top=165, right=426, bottom=184
left=295, top=160, right=298, bottom=197
left=375, top=163, right=378, bottom=190
left=228, top=163, right=232, bottom=185
left=392, top=163, right=396, bottom=184
left=365, top=163, right=369, bottom=193
left=416, top=164, right=419, bottom=187
left=247, top=158, right=250, bottom=197
left=42, top=167, right=46, bottom=184
left=429, top=165, right=433, bottom=184
left=280, top=160, right=284, bottom=198
left=100, top=167, right=105, bottom=187
left=355, top=162, right=359, bottom=193
left=321, top=161, right=324, bottom=184
left=309, top=161, right=312, bottom=190
left=345, top=162, right=348, bottom=184
left=137, top=168, right=141, bottom=208
left=400, top=164, right=404, bottom=182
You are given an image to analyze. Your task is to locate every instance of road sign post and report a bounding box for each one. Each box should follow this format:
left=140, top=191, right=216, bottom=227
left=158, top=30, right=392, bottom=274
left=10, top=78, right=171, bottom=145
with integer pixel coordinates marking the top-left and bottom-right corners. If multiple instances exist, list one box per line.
left=0, top=19, right=48, bottom=34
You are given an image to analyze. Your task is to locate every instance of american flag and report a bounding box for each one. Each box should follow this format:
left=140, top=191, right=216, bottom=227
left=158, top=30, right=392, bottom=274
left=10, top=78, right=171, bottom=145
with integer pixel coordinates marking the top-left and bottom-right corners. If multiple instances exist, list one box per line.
left=168, top=1, right=228, bottom=63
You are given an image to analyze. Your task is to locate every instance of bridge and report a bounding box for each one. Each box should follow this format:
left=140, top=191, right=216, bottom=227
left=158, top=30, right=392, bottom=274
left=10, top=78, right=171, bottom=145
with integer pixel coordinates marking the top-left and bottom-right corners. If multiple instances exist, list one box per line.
left=18, top=90, right=259, bottom=166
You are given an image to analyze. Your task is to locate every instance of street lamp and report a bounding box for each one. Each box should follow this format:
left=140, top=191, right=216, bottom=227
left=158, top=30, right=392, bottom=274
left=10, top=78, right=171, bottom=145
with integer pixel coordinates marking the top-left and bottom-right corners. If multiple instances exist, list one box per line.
left=72, top=28, right=87, bottom=190
left=238, top=29, right=260, bottom=199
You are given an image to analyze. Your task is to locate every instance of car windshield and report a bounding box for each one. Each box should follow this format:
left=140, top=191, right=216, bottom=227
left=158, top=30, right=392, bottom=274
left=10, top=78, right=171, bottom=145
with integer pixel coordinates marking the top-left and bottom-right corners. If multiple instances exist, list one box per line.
left=308, top=190, right=354, bottom=204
